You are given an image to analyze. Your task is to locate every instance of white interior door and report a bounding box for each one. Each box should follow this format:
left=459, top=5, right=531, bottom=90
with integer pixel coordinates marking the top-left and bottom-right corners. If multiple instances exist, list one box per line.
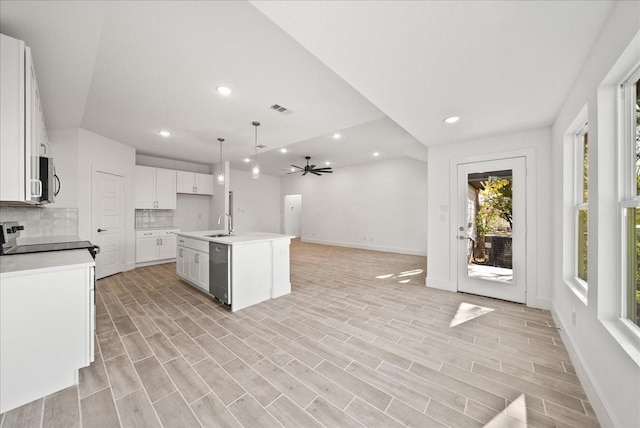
left=457, top=157, right=526, bottom=303
left=92, top=171, right=124, bottom=279
left=283, top=194, right=302, bottom=237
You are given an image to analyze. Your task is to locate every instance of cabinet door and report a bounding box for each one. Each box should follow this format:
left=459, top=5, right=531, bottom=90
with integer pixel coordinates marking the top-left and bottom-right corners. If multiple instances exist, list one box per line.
left=134, top=166, right=156, bottom=209
left=176, top=246, right=187, bottom=278
left=136, top=237, right=159, bottom=263
left=0, top=34, right=26, bottom=203
left=187, top=249, right=200, bottom=286
left=195, top=173, right=214, bottom=195
left=25, top=47, right=40, bottom=203
left=198, top=250, right=209, bottom=291
left=155, top=168, right=177, bottom=209
left=176, top=171, right=195, bottom=194
left=158, top=235, right=177, bottom=260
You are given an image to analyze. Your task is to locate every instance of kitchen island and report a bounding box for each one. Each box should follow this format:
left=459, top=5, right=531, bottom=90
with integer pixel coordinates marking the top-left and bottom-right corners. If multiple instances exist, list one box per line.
left=176, top=230, right=293, bottom=312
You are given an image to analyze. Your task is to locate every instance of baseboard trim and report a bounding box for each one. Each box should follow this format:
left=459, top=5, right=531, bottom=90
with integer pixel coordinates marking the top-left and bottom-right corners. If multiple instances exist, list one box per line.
left=425, top=276, right=454, bottom=292
left=301, top=238, right=427, bottom=257
left=550, top=306, right=615, bottom=428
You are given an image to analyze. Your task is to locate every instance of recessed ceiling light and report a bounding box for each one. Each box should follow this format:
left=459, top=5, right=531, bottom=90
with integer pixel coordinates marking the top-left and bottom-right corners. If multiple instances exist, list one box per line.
left=280, top=148, right=287, bottom=153
left=158, top=130, right=171, bottom=137
left=290, top=168, right=296, bottom=172
left=373, top=152, right=380, bottom=157
left=444, top=116, right=460, bottom=124
left=243, top=158, right=251, bottom=163
left=333, top=133, right=341, bottom=139
left=216, top=86, right=232, bottom=96
left=325, top=161, right=331, bottom=166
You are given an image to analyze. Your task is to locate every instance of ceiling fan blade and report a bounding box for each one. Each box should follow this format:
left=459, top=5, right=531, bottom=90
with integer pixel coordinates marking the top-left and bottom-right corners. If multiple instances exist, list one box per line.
left=290, top=165, right=303, bottom=170
left=314, top=167, right=332, bottom=171
left=310, top=171, right=321, bottom=176
left=302, top=171, right=308, bottom=176
left=309, top=164, right=316, bottom=169
left=322, top=170, right=333, bottom=173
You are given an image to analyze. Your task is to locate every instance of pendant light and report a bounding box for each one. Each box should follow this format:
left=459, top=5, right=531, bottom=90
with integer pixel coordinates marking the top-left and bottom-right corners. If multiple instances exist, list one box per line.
left=251, top=121, right=260, bottom=179
left=217, top=138, right=225, bottom=185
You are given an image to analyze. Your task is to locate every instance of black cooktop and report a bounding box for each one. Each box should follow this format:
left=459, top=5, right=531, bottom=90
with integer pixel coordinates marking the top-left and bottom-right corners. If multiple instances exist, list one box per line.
left=0, top=241, right=99, bottom=258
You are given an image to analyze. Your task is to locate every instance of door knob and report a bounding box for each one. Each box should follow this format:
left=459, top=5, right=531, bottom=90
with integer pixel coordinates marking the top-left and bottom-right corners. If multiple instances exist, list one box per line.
left=458, top=235, right=468, bottom=240
left=97, top=228, right=107, bottom=232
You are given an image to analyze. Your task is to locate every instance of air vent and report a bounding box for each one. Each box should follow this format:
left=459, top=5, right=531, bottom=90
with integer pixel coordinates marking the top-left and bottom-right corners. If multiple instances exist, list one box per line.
left=270, top=104, right=288, bottom=113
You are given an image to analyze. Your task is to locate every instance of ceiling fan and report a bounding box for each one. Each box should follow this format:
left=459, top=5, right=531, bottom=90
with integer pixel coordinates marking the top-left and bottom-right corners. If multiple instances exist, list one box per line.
left=288, top=156, right=333, bottom=176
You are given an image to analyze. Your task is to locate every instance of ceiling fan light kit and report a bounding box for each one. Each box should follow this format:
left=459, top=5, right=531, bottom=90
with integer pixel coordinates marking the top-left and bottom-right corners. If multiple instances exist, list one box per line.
left=289, top=156, right=333, bottom=176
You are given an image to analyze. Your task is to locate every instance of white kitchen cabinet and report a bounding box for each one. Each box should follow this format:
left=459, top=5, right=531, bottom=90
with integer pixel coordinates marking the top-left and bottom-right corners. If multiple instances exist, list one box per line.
left=0, top=34, right=44, bottom=204
left=176, top=171, right=214, bottom=195
left=177, top=237, right=209, bottom=292
left=0, top=250, right=95, bottom=413
left=135, top=229, right=179, bottom=265
left=135, top=166, right=177, bottom=209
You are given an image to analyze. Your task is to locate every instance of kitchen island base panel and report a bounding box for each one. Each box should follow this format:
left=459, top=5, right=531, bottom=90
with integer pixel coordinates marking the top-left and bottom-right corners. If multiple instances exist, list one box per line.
left=270, top=239, right=291, bottom=299
left=231, top=241, right=273, bottom=312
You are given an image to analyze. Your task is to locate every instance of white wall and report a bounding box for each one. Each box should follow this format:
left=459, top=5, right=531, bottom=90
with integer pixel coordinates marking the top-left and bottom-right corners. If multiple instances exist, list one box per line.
left=281, top=157, right=428, bottom=255
left=49, top=128, right=137, bottom=271
left=230, top=169, right=281, bottom=233
left=426, top=127, right=552, bottom=309
left=136, top=154, right=213, bottom=232
left=550, top=2, right=640, bottom=427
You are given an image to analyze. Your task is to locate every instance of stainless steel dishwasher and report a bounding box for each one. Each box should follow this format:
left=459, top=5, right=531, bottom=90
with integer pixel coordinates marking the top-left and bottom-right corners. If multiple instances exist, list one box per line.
left=209, top=242, right=231, bottom=305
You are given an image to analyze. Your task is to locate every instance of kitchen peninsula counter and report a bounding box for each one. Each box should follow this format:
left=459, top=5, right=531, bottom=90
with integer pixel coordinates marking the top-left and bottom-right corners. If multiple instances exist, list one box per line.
left=176, top=230, right=293, bottom=311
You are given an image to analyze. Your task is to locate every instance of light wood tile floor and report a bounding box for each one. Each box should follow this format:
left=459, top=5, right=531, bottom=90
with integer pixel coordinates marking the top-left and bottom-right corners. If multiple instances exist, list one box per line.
left=0, top=240, right=600, bottom=427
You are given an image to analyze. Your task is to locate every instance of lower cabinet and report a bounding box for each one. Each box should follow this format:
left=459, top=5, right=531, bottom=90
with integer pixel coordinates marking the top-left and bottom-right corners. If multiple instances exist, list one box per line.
left=0, top=252, right=95, bottom=413
left=177, top=237, right=209, bottom=292
left=136, top=229, right=179, bottom=264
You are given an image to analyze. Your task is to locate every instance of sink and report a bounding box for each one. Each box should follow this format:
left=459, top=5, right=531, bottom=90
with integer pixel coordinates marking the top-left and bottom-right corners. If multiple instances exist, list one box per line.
left=205, top=234, right=234, bottom=238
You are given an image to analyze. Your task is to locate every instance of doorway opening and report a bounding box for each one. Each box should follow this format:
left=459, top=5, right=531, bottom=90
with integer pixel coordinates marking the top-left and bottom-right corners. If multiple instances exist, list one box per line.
left=283, top=194, right=302, bottom=237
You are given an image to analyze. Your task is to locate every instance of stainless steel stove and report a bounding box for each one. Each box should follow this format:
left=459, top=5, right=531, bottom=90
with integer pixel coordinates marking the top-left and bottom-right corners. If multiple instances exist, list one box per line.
left=0, top=221, right=100, bottom=259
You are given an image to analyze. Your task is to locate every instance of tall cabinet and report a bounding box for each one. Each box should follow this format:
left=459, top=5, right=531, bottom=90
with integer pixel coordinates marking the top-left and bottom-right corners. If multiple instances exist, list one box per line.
left=0, top=34, right=45, bottom=204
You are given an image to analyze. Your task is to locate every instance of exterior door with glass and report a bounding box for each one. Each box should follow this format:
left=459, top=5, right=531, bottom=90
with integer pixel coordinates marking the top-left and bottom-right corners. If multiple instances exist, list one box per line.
left=457, top=157, right=526, bottom=303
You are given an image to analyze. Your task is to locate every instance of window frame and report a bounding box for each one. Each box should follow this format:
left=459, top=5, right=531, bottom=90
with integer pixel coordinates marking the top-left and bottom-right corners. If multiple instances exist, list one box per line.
left=562, top=107, right=589, bottom=304
left=618, top=66, right=640, bottom=330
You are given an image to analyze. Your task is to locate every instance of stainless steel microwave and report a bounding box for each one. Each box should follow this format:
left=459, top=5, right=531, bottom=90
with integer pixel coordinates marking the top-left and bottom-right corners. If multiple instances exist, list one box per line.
left=39, top=156, right=59, bottom=204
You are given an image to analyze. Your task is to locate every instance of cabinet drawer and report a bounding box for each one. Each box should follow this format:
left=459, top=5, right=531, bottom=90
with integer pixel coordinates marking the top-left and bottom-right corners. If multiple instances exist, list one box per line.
left=177, top=237, right=190, bottom=247
left=190, top=238, right=209, bottom=253
left=159, top=229, right=179, bottom=237
left=136, top=230, right=158, bottom=238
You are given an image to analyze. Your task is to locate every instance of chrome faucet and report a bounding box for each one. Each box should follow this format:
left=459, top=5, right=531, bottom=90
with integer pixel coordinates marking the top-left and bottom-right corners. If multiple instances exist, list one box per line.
left=217, top=213, right=234, bottom=235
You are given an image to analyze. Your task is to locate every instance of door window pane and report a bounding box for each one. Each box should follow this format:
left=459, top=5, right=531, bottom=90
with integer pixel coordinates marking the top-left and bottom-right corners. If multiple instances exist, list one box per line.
left=466, top=169, right=513, bottom=283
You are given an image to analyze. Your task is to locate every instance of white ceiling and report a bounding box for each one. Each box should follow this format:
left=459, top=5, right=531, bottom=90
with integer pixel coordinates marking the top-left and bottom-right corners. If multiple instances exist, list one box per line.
left=0, top=1, right=614, bottom=176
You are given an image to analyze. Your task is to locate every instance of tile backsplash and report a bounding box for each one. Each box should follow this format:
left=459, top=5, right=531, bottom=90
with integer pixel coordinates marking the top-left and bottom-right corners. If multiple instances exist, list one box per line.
left=135, top=209, right=174, bottom=229
left=0, top=206, right=79, bottom=237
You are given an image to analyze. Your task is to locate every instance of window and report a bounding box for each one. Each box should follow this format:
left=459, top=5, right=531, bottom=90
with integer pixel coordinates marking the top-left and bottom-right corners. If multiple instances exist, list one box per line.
left=563, top=107, right=588, bottom=303
left=620, top=69, right=640, bottom=329
left=575, top=125, right=589, bottom=283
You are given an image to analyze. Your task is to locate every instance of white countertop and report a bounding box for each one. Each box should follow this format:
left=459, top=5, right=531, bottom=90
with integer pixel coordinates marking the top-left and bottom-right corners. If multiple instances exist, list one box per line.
left=177, top=230, right=294, bottom=245
left=135, top=227, right=180, bottom=231
left=0, top=249, right=95, bottom=277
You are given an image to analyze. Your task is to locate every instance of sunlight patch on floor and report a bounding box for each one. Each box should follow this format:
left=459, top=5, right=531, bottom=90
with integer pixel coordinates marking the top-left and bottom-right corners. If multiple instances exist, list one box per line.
left=483, top=394, right=527, bottom=427
left=375, top=269, right=424, bottom=284
left=449, top=302, right=495, bottom=327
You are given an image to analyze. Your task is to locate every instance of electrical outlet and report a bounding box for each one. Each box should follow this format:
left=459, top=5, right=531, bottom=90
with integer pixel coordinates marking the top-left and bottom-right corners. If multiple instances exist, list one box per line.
left=571, top=309, right=576, bottom=327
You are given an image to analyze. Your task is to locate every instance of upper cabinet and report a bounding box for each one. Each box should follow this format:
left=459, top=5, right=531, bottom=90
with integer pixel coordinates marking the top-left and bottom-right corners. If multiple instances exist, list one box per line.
left=135, top=166, right=177, bottom=209
left=176, top=171, right=214, bottom=195
left=0, top=34, right=46, bottom=204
